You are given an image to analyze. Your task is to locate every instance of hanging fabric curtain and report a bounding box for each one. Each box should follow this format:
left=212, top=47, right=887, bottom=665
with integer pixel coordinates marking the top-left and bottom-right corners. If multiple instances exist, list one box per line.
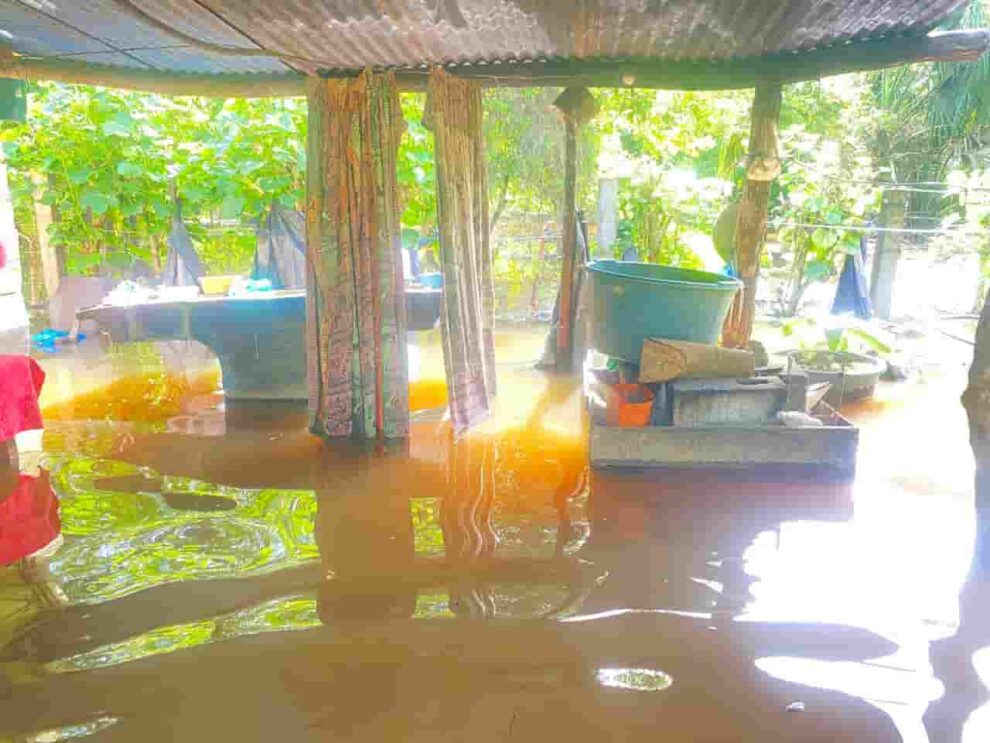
left=426, top=68, right=496, bottom=434
left=305, top=71, right=409, bottom=439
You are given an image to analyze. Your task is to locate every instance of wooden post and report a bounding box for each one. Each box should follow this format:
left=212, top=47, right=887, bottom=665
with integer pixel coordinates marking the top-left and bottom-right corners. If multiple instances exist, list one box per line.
left=31, top=172, right=59, bottom=299
left=722, top=83, right=782, bottom=349
left=869, top=189, right=906, bottom=320
left=553, top=87, right=598, bottom=370
left=557, top=114, right=578, bottom=369
left=597, top=178, right=619, bottom=255
left=963, top=288, right=990, bottom=515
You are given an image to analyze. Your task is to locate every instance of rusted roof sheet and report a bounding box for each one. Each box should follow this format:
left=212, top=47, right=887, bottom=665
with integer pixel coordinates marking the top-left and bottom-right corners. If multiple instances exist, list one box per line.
left=0, top=0, right=974, bottom=77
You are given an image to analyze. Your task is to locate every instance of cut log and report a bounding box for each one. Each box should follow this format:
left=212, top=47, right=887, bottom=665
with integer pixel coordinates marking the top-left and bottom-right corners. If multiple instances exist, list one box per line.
left=639, top=337, right=755, bottom=383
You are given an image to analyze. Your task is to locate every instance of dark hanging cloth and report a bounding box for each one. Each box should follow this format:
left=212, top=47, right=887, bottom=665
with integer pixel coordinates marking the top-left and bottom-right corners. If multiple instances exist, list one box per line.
left=831, top=233, right=873, bottom=320
left=162, top=200, right=205, bottom=287
left=253, top=204, right=307, bottom=289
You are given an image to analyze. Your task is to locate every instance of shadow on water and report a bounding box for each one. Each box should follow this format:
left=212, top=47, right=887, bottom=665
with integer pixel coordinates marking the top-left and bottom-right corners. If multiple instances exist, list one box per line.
left=0, top=342, right=987, bottom=741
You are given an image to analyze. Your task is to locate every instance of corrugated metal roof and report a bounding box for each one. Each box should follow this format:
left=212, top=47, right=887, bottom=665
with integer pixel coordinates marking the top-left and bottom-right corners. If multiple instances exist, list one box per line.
left=0, top=0, right=974, bottom=77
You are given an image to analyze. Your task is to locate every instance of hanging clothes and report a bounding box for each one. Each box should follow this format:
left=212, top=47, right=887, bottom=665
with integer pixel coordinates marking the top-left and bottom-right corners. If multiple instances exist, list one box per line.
left=305, top=71, right=409, bottom=439
left=162, top=199, right=205, bottom=287
left=426, top=68, right=496, bottom=434
left=253, top=203, right=307, bottom=290
left=831, top=234, right=873, bottom=320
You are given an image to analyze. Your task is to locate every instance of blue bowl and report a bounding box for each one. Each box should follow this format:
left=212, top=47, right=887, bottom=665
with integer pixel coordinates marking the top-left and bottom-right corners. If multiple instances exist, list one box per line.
left=419, top=272, right=443, bottom=289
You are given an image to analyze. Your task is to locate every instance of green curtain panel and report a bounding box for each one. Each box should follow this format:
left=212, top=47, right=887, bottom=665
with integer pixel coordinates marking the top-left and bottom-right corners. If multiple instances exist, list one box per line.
left=426, top=68, right=497, bottom=434
left=305, top=72, right=409, bottom=439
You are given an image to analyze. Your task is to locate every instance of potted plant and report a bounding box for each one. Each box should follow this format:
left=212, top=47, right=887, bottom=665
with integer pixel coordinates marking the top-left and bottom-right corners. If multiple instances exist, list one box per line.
left=784, top=319, right=890, bottom=405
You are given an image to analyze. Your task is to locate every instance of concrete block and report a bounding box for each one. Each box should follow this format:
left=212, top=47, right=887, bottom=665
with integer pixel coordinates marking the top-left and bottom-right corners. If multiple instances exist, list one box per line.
left=670, top=377, right=787, bottom=427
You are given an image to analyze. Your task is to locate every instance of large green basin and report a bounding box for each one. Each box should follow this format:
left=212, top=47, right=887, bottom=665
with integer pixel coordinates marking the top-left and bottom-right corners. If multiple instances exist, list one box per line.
left=586, top=260, right=742, bottom=361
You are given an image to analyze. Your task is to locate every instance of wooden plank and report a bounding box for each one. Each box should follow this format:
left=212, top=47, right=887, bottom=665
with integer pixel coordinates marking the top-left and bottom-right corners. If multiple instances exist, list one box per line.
left=590, top=423, right=858, bottom=472
left=639, top=337, right=755, bottom=382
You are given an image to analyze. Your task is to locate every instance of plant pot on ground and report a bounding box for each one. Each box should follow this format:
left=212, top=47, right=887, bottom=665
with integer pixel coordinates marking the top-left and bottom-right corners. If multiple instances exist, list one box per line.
left=786, top=349, right=886, bottom=406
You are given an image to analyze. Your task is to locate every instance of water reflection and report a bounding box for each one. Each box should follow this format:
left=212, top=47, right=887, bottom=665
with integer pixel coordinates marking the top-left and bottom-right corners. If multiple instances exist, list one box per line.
left=0, top=352, right=986, bottom=740
left=925, top=500, right=990, bottom=742
left=0, top=464, right=67, bottom=658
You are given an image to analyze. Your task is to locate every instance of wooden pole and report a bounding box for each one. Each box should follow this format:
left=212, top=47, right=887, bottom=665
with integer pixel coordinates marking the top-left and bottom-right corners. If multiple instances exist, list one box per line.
left=869, top=188, right=906, bottom=320
left=552, top=87, right=598, bottom=370
left=964, top=288, right=990, bottom=516
left=31, top=172, right=58, bottom=299
left=557, top=114, right=578, bottom=370
left=722, top=83, right=782, bottom=349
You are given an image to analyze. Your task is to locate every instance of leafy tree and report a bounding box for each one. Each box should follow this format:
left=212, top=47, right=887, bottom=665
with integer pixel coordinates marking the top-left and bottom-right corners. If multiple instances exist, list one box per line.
left=1, top=84, right=309, bottom=277
left=863, top=0, right=990, bottom=315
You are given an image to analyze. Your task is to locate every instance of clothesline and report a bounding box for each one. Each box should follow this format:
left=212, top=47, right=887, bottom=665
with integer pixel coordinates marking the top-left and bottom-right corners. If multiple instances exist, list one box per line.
left=775, top=220, right=990, bottom=237
left=817, top=178, right=990, bottom=195
left=786, top=160, right=990, bottom=195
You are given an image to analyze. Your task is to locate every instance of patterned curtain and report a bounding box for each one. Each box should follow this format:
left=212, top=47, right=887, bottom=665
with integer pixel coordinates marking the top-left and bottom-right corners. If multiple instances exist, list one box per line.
left=426, top=68, right=496, bottom=434
left=305, top=72, right=409, bottom=439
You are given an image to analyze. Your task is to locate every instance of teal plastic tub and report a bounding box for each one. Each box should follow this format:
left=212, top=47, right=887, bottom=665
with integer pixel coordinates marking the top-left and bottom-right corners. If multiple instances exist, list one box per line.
left=586, top=260, right=742, bottom=361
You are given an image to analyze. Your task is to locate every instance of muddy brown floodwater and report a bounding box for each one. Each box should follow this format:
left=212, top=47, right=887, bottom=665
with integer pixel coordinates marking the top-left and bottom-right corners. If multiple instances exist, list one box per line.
left=1, top=328, right=988, bottom=741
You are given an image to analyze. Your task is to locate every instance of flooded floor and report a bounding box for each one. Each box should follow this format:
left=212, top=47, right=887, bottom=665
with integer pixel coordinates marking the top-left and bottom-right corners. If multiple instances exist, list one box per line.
left=1, top=326, right=988, bottom=742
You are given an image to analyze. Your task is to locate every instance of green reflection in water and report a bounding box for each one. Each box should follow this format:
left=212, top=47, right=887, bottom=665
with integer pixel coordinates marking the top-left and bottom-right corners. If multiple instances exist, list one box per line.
left=411, top=498, right=444, bottom=556
left=44, top=455, right=319, bottom=604
left=596, top=668, right=674, bottom=692
left=22, top=715, right=120, bottom=741
left=414, top=591, right=454, bottom=618
left=45, top=619, right=214, bottom=673
left=46, top=592, right=319, bottom=674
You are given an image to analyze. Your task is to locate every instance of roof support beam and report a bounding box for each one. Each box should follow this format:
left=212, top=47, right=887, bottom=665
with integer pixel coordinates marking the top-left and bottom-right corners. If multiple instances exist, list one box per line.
left=0, top=50, right=306, bottom=97
left=0, top=29, right=987, bottom=98
left=392, top=29, right=990, bottom=91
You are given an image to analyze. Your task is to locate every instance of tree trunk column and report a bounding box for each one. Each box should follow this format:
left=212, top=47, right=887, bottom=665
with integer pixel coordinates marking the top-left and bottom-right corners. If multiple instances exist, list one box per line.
left=31, top=172, right=60, bottom=301
left=722, top=83, right=782, bottom=349
left=964, top=287, right=990, bottom=515
left=869, top=189, right=906, bottom=320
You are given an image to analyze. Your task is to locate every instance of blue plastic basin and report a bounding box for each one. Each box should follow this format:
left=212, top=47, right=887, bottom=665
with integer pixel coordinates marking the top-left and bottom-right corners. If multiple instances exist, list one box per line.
left=586, top=260, right=742, bottom=361
left=418, top=272, right=443, bottom=289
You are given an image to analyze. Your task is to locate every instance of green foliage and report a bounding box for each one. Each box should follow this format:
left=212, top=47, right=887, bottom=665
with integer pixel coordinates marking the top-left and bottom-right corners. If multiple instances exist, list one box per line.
left=865, top=0, right=990, bottom=243
left=591, top=87, right=753, bottom=268
left=782, top=315, right=892, bottom=356
left=772, top=118, right=879, bottom=314
left=485, top=88, right=596, bottom=228
left=1, top=83, right=307, bottom=276
left=397, top=92, right=436, bottom=241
